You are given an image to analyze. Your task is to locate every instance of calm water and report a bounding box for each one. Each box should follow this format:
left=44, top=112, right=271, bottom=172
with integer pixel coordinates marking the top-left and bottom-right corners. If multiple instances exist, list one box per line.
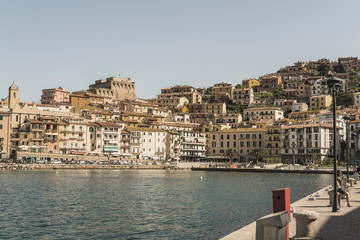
left=0, top=170, right=331, bottom=239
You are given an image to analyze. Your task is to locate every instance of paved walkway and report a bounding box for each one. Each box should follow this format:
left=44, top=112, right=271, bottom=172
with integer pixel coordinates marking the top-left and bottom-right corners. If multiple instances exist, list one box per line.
left=221, top=179, right=360, bottom=240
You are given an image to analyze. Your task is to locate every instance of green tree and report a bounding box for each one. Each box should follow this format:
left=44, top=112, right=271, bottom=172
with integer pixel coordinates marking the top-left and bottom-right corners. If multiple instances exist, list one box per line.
left=202, top=95, right=211, bottom=103
left=336, top=91, right=354, bottom=107
left=317, top=63, right=330, bottom=76
left=250, top=148, right=262, bottom=166
left=205, top=87, right=213, bottom=95
left=223, top=149, right=238, bottom=164
left=235, top=84, right=244, bottom=89
left=333, top=63, right=346, bottom=73
left=273, top=90, right=283, bottom=99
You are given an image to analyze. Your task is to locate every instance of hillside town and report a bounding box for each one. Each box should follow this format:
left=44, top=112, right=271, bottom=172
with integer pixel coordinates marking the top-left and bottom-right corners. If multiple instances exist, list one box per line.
left=1, top=56, right=360, bottom=165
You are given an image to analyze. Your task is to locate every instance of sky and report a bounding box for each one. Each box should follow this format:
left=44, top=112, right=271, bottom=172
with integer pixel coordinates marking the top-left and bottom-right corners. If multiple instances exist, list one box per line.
left=1, top=0, right=360, bottom=102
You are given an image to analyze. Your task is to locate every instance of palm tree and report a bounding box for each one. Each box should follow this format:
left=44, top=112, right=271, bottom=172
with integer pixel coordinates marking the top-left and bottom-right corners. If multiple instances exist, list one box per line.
left=223, top=149, right=238, bottom=165
left=250, top=148, right=262, bottom=166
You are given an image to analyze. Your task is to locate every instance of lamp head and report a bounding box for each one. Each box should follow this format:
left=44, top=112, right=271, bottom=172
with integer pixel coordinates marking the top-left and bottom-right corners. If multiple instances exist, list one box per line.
left=343, top=115, right=351, bottom=124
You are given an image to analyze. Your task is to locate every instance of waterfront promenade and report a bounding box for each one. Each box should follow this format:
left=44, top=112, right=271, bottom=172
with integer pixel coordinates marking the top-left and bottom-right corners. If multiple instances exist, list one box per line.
left=221, top=183, right=360, bottom=240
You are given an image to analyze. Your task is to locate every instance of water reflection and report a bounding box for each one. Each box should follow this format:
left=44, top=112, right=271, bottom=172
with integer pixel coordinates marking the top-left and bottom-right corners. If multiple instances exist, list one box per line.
left=0, top=171, right=331, bottom=240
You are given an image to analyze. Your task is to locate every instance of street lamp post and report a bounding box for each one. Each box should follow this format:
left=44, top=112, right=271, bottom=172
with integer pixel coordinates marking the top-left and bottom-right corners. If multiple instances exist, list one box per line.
left=343, top=116, right=351, bottom=182
left=353, top=132, right=358, bottom=172
left=327, top=77, right=342, bottom=212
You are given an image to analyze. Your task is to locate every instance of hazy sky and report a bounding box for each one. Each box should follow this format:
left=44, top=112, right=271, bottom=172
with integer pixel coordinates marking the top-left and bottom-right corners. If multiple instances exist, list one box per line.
left=1, top=0, right=360, bottom=102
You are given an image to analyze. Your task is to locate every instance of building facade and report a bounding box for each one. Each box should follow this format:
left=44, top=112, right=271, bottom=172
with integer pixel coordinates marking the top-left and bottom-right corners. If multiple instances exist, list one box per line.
left=89, top=77, right=136, bottom=101
left=41, top=87, right=70, bottom=104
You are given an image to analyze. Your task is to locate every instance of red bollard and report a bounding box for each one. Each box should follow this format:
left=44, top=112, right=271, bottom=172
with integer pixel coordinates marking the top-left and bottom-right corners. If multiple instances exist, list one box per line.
left=272, top=188, right=290, bottom=240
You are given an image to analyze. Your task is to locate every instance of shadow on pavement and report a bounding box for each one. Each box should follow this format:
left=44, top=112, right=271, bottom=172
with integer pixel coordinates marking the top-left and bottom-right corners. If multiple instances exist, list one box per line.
left=316, top=206, right=360, bottom=240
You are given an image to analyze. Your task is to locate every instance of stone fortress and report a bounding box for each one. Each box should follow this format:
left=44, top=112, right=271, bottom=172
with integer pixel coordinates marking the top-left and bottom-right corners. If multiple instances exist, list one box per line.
left=89, top=77, right=136, bottom=101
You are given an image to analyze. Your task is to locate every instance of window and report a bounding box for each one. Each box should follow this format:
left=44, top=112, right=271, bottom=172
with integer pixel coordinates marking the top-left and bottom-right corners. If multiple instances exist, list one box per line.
left=0, top=125, right=2, bottom=130
left=0, top=116, right=3, bottom=120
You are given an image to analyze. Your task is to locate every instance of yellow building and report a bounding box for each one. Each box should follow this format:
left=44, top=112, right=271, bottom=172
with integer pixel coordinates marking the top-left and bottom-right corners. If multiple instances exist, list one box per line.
left=264, top=123, right=283, bottom=163
left=211, top=82, right=234, bottom=101
left=242, top=79, right=260, bottom=88
left=309, top=95, right=332, bottom=110
left=149, top=97, right=189, bottom=108
left=209, top=128, right=266, bottom=157
left=0, top=111, right=11, bottom=159
left=288, top=110, right=320, bottom=120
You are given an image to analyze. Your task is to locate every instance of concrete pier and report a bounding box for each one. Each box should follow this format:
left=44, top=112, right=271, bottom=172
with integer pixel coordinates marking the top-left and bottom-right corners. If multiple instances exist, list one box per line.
left=221, top=183, right=360, bottom=239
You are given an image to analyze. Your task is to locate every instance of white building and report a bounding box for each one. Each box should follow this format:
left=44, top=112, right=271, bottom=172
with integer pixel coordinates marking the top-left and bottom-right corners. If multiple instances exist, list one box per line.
left=233, top=88, right=254, bottom=106
left=281, top=123, right=338, bottom=163
left=86, top=122, right=123, bottom=155
left=292, top=103, right=308, bottom=112
left=180, top=131, right=206, bottom=161
left=243, top=107, right=284, bottom=121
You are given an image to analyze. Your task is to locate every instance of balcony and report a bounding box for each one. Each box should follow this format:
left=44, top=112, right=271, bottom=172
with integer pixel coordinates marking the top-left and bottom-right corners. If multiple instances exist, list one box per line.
left=32, top=129, right=44, bottom=132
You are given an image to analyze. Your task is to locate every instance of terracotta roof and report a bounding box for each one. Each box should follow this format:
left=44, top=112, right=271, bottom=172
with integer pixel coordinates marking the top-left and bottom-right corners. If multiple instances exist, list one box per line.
left=281, top=123, right=339, bottom=129
left=96, top=122, right=120, bottom=127
left=218, top=128, right=266, bottom=133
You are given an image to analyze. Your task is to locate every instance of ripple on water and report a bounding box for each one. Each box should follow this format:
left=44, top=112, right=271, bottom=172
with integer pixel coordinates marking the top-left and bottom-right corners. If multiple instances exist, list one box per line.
left=0, top=170, right=331, bottom=239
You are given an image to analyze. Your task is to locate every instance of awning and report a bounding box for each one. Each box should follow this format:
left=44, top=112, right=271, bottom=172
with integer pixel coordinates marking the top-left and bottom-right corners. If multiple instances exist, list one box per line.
left=18, top=145, right=30, bottom=149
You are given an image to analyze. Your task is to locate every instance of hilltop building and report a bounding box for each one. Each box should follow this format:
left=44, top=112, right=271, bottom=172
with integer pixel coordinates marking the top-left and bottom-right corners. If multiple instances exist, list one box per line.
left=89, top=77, right=136, bottom=101
left=41, top=87, right=70, bottom=104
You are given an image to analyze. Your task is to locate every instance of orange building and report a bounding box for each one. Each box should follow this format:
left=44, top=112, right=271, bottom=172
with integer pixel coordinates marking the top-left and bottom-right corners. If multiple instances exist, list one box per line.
left=70, top=91, right=111, bottom=107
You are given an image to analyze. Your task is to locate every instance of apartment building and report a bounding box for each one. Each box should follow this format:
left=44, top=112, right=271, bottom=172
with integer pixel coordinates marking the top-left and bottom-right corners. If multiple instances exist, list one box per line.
left=166, top=131, right=181, bottom=161
left=213, top=114, right=242, bottom=128
left=293, top=103, right=308, bottom=112
left=281, top=123, right=336, bottom=163
left=242, top=79, right=260, bottom=88
left=283, top=89, right=299, bottom=98
left=233, top=88, right=254, bottom=105
left=288, top=110, right=320, bottom=121
left=165, top=113, right=190, bottom=123
left=208, top=128, right=266, bottom=158
left=180, top=131, right=206, bottom=161
left=308, top=58, right=331, bottom=69
left=158, top=85, right=202, bottom=104
left=309, top=95, right=332, bottom=110
left=211, top=82, right=234, bottom=101
left=354, top=92, right=360, bottom=106
left=70, top=91, right=112, bottom=107
left=119, top=129, right=131, bottom=156
left=0, top=111, right=11, bottom=159
left=61, top=118, right=88, bottom=154
left=260, top=76, right=283, bottom=91
left=265, top=123, right=282, bottom=162
left=338, top=57, right=359, bottom=72
left=41, top=87, right=70, bottom=104
left=149, top=97, right=189, bottom=108
left=308, top=77, right=347, bottom=97
left=243, top=107, right=284, bottom=121
left=298, top=82, right=311, bottom=97
left=186, top=103, right=226, bottom=114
